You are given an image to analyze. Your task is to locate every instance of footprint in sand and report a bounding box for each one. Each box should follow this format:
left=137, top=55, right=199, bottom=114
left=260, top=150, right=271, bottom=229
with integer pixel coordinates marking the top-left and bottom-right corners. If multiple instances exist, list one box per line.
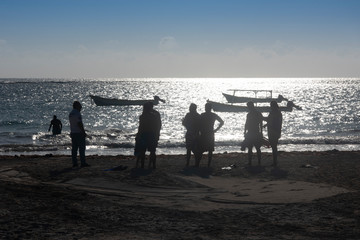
left=231, top=191, right=250, bottom=197
left=289, top=189, right=304, bottom=191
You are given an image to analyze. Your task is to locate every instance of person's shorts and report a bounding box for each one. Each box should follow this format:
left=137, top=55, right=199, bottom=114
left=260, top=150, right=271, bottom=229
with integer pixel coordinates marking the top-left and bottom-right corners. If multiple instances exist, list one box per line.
left=243, top=133, right=262, bottom=150
left=268, top=134, right=280, bottom=146
left=199, top=133, right=215, bottom=152
left=134, top=132, right=158, bottom=155
left=185, top=132, right=198, bottom=150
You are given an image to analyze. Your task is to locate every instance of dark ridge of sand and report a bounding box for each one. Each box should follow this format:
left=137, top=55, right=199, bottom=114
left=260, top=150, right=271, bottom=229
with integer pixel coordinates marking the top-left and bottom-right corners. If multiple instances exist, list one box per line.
left=0, top=151, right=360, bottom=239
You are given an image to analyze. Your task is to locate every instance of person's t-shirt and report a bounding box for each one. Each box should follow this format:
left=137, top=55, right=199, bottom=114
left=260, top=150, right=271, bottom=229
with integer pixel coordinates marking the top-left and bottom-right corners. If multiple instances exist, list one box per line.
left=245, top=110, right=263, bottom=134
left=69, top=109, right=82, bottom=134
left=183, top=112, right=200, bottom=135
left=199, top=112, right=221, bottom=136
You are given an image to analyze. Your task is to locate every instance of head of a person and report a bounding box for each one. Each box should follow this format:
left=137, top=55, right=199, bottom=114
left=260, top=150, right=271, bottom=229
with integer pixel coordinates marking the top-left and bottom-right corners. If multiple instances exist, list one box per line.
left=270, top=101, right=279, bottom=111
left=73, top=101, right=82, bottom=111
left=247, top=101, right=255, bottom=111
left=205, top=102, right=212, bottom=113
left=189, top=103, right=197, bottom=113
left=143, top=102, right=153, bottom=113
left=148, top=102, right=154, bottom=110
left=53, top=115, right=57, bottom=119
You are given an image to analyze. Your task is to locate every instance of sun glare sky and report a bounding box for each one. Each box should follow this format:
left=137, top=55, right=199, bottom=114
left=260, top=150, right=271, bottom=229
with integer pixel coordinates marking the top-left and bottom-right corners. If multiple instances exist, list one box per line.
left=0, top=0, right=359, bottom=78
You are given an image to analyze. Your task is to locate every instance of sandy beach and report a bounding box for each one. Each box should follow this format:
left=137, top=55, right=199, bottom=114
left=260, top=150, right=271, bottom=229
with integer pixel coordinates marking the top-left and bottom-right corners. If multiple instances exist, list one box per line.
left=1, top=151, right=360, bottom=239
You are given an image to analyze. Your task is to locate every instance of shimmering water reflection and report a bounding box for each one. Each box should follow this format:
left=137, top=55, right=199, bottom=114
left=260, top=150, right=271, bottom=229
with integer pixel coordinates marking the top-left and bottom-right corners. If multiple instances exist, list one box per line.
left=0, top=78, right=359, bottom=155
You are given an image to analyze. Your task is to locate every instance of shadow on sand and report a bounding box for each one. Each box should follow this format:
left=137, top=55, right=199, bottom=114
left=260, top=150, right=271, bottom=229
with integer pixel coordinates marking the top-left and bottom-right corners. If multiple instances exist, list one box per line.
left=180, top=166, right=213, bottom=178
left=130, top=168, right=154, bottom=177
left=270, top=168, right=288, bottom=178
left=244, top=166, right=266, bottom=174
left=243, top=166, right=288, bottom=178
left=49, top=167, right=79, bottom=178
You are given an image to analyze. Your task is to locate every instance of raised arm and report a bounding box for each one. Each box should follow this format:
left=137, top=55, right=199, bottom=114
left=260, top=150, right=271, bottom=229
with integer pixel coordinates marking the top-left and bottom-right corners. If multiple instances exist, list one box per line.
left=214, top=114, right=224, bottom=133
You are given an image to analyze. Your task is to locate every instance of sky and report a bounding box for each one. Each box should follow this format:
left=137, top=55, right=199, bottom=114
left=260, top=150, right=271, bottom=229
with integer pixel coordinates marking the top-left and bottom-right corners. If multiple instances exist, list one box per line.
left=0, top=0, right=359, bottom=78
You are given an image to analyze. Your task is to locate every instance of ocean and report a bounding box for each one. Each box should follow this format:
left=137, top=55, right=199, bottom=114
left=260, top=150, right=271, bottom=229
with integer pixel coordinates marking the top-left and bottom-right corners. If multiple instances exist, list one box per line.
left=0, top=78, right=359, bottom=156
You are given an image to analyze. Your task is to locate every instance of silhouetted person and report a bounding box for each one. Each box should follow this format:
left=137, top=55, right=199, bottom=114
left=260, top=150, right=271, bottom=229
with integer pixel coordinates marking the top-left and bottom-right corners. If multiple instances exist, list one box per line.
left=69, top=101, right=89, bottom=168
left=264, top=101, right=283, bottom=167
left=48, top=115, right=62, bottom=135
left=197, top=102, right=224, bottom=167
left=135, top=102, right=162, bottom=169
left=243, top=101, right=263, bottom=166
left=182, top=103, right=200, bottom=166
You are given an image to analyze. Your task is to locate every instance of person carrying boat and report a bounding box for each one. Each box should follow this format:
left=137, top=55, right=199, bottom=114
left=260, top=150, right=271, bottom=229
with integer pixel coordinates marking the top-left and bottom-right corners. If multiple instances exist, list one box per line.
left=135, top=102, right=162, bottom=169
left=263, top=101, right=283, bottom=167
left=197, top=102, right=224, bottom=167
left=182, top=103, right=201, bottom=166
left=242, top=101, right=263, bottom=166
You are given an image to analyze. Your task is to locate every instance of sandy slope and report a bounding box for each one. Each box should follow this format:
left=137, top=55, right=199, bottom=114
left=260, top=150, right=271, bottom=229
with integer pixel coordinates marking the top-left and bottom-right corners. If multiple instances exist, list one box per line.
left=0, top=151, right=360, bottom=239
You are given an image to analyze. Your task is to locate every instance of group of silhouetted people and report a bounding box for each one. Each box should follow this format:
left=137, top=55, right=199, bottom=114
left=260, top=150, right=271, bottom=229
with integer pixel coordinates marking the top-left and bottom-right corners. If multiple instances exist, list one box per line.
left=49, top=101, right=90, bottom=168
left=183, top=101, right=282, bottom=168
left=242, top=101, right=283, bottom=167
left=136, top=101, right=227, bottom=169
left=52, top=99, right=282, bottom=169
left=182, top=102, right=224, bottom=167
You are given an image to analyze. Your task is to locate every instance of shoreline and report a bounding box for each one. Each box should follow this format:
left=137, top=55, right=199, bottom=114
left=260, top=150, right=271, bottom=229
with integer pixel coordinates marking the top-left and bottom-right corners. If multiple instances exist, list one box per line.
left=1, top=151, right=360, bottom=239
left=1, top=143, right=360, bottom=157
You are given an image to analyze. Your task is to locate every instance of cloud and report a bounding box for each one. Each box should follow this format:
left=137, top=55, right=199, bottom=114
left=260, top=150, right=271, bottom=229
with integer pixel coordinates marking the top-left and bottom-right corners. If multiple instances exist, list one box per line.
left=76, top=44, right=89, bottom=54
left=158, top=36, right=178, bottom=51
left=251, top=41, right=295, bottom=59
left=271, top=40, right=294, bottom=56
left=1, top=41, right=360, bottom=78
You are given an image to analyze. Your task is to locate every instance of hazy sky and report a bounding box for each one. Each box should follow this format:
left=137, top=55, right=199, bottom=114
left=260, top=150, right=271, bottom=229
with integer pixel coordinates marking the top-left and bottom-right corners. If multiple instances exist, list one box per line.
left=0, top=0, right=359, bottom=78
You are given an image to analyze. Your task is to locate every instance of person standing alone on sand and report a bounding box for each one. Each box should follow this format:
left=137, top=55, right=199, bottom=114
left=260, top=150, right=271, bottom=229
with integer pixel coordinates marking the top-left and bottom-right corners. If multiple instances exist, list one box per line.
left=48, top=115, right=62, bottom=135
left=69, top=101, right=89, bottom=168
left=243, top=101, right=263, bottom=166
left=264, top=101, right=283, bottom=167
left=135, top=102, right=162, bottom=169
left=182, top=103, right=201, bottom=166
left=197, top=102, right=224, bottom=167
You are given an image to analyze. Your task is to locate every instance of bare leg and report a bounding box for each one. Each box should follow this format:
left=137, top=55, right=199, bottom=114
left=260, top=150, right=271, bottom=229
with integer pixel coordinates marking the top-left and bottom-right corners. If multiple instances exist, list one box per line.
left=256, top=147, right=262, bottom=165
left=186, top=149, right=191, bottom=166
left=248, top=147, right=253, bottom=166
left=195, top=152, right=202, bottom=167
left=150, top=151, right=156, bottom=169
left=136, top=156, right=140, bottom=168
left=208, top=151, right=213, bottom=167
left=272, top=145, right=278, bottom=167
left=140, top=152, right=145, bottom=168
left=269, top=137, right=279, bottom=167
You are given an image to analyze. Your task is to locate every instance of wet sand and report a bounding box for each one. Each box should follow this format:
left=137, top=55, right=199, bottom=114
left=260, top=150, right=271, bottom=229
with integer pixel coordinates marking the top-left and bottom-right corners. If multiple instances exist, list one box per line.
left=0, top=151, right=360, bottom=239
